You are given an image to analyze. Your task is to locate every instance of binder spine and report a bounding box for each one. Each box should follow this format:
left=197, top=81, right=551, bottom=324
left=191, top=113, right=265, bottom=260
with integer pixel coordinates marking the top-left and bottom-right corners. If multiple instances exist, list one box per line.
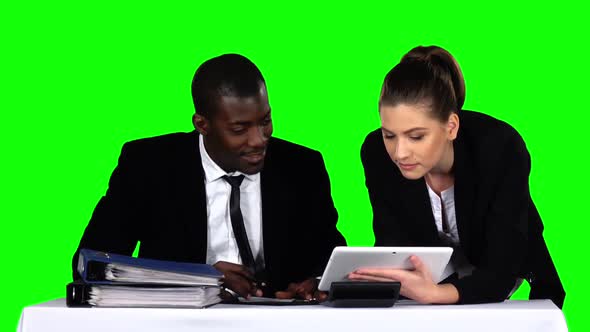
left=85, top=261, right=109, bottom=282
left=66, top=282, right=92, bottom=307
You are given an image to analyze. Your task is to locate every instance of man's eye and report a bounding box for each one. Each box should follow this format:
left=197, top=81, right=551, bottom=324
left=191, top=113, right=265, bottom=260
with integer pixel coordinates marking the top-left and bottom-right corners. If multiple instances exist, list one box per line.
left=262, top=117, right=272, bottom=126
left=231, top=127, right=246, bottom=134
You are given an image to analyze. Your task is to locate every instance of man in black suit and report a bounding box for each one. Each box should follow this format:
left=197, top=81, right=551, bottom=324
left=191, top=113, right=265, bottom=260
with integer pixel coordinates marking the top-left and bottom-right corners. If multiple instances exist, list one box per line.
left=73, top=54, right=346, bottom=300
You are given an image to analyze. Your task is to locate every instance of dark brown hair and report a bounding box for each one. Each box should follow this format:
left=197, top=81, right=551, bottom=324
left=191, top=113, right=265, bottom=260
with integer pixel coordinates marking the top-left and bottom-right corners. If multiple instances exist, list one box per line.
left=379, top=46, right=465, bottom=122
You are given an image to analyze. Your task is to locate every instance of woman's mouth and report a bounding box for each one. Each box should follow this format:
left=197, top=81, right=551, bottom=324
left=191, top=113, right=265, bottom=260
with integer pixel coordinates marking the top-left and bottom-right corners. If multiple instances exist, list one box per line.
left=398, top=162, right=418, bottom=171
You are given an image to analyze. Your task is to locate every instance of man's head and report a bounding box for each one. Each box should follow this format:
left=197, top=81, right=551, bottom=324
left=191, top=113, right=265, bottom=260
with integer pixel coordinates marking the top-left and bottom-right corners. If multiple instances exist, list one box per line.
left=191, top=54, right=272, bottom=175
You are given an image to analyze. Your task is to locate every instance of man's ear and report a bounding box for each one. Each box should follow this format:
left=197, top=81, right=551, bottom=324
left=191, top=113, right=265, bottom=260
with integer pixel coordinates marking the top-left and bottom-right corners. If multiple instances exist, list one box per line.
left=192, top=113, right=209, bottom=136
left=447, top=113, right=460, bottom=140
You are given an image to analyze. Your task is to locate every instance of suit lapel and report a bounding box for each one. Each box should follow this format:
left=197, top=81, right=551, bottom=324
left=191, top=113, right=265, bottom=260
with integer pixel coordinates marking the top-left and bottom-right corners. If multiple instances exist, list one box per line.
left=453, top=130, right=475, bottom=254
left=399, top=176, right=440, bottom=245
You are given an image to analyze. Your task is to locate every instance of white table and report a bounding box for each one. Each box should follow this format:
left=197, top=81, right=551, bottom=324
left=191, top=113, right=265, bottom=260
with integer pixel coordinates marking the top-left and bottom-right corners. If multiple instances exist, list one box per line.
left=18, top=299, right=567, bottom=332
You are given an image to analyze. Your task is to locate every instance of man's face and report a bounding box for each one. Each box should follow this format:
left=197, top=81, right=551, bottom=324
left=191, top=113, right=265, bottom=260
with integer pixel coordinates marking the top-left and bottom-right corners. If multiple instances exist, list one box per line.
left=196, top=85, right=273, bottom=175
left=380, top=103, right=456, bottom=180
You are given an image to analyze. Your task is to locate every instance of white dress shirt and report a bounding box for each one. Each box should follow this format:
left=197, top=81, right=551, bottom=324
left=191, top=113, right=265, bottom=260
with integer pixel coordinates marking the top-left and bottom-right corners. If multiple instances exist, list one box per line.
left=426, top=184, right=474, bottom=279
left=199, top=135, right=265, bottom=268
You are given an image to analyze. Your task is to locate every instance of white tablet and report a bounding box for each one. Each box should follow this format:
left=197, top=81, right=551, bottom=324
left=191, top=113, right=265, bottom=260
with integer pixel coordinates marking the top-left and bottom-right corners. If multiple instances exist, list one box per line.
left=318, top=246, right=453, bottom=291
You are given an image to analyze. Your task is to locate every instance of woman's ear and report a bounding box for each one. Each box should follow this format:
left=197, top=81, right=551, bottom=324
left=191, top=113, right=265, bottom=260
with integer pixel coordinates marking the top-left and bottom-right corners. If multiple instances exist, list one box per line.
left=192, top=113, right=209, bottom=136
left=447, top=113, right=460, bottom=140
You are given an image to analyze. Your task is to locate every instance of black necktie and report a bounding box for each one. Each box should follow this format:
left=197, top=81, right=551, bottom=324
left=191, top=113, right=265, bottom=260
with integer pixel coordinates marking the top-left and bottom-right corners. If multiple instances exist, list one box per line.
left=223, top=175, right=256, bottom=273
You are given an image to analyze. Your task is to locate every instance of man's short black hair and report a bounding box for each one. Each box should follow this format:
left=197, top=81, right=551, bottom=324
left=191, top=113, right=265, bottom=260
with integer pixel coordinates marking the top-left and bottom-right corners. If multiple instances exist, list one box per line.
left=191, top=54, right=265, bottom=118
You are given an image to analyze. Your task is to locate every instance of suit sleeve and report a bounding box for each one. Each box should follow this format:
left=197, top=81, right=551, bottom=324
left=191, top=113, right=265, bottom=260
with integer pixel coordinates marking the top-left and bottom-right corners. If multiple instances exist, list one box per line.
left=447, top=135, right=530, bottom=304
left=361, top=132, right=413, bottom=246
left=72, top=142, right=144, bottom=280
left=306, top=151, right=347, bottom=276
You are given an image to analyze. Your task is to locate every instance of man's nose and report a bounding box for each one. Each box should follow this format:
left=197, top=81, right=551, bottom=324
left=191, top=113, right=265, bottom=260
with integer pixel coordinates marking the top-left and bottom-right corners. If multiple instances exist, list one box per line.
left=248, top=126, right=268, bottom=148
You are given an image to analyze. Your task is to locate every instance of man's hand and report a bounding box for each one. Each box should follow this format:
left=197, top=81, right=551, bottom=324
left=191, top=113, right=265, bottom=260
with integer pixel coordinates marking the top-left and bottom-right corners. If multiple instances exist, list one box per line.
left=213, top=261, right=263, bottom=299
left=275, top=278, right=327, bottom=301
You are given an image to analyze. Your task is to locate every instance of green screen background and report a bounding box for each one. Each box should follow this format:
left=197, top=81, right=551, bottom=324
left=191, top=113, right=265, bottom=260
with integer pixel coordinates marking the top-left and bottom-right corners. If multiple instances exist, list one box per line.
left=2, top=1, right=587, bottom=331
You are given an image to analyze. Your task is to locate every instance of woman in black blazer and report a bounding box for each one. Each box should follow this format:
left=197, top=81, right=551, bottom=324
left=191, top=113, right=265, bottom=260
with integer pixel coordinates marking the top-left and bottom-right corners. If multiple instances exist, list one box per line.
left=349, top=46, right=565, bottom=307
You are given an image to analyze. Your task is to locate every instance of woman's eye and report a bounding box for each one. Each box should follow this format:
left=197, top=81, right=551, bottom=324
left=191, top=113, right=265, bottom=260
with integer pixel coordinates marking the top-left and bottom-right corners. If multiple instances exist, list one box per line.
left=409, top=135, right=424, bottom=141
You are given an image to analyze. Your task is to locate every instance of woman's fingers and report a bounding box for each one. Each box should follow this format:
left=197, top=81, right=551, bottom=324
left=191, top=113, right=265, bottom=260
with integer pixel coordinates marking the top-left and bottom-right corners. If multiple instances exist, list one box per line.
left=347, top=269, right=407, bottom=282
left=409, top=255, right=432, bottom=279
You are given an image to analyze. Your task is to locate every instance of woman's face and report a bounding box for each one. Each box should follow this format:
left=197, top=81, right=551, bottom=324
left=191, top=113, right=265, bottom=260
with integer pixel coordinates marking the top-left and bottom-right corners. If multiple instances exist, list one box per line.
left=380, top=103, right=458, bottom=179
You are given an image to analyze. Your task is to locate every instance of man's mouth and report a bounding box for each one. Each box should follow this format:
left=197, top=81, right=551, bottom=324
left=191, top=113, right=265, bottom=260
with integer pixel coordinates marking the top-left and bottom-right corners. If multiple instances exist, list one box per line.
left=241, top=151, right=266, bottom=164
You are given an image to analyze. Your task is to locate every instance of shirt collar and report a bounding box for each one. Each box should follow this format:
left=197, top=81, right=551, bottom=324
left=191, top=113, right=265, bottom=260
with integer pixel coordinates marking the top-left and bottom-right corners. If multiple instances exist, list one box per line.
left=199, top=134, right=258, bottom=183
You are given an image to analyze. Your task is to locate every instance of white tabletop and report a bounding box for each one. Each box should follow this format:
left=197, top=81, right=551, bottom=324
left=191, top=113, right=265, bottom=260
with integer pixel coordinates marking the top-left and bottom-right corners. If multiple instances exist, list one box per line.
left=18, top=298, right=568, bottom=332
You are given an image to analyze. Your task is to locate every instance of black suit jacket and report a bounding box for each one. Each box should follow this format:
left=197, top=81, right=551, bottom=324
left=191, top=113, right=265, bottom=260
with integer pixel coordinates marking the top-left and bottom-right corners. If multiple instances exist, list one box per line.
left=73, top=131, right=346, bottom=293
left=361, top=110, right=565, bottom=307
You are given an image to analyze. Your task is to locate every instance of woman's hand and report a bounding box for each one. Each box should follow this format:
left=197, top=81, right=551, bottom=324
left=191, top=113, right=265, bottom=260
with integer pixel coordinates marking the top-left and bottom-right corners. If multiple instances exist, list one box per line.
left=347, top=255, right=459, bottom=304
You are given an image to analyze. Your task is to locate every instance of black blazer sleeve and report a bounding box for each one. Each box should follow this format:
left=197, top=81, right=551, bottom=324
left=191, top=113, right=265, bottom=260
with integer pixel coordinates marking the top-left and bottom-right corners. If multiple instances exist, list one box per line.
left=305, top=151, right=347, bottom=276
left=263, top=142, right=347, bottom=288
left=361, top=132, right=416, bottom=246
left=361, top=130, right=440, bottom=248
left=72, top=142, right=145, bottom=279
